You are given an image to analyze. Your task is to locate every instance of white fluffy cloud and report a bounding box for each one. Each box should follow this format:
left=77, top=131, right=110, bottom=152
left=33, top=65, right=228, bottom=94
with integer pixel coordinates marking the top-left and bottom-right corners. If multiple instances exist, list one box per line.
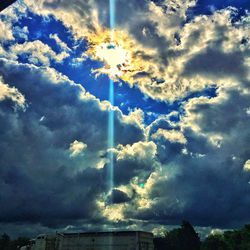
left=243, top=160, right=250, bottom=171
left=22, top=1, right=249, bottom=102
left=0, top=0, right=250, bottom=234
left=49, top=33, right=71, bottom=52
left=56, top=1, right=249, bottom=102
left=0, top=20, right=14, bottom=42
left=115, top=141, right=157, bottom=163
left=10, top=40, right=70, bottom=66
left=0, top=77, right=26, bottom=109
left=151, top=128, right=187, bottom=144
left=69, top=140, right=87, bottom=157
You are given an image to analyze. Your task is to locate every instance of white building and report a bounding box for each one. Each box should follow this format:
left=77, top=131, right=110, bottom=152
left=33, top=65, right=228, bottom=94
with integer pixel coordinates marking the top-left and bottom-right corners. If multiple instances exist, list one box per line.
left=23, top=231, right=154, bottom=250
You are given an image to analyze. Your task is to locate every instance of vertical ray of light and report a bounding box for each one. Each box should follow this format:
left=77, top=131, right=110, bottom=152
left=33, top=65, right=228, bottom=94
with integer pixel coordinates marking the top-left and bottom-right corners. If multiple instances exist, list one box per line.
left=110, top=0, right=115, bottom=31
left=107, top=1, right=115, bottom=247
left=108, top=0, right=115, bottom=200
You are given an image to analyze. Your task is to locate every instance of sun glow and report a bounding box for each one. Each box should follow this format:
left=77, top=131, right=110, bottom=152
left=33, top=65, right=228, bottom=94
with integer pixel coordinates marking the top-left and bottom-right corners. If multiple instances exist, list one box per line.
left=86, top=29, right=149, bottom=84
left=95, top=42, right=132, bottom=80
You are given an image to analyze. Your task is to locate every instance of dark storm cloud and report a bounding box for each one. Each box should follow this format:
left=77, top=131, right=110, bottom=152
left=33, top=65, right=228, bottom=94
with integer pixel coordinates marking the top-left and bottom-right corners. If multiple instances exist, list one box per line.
left=107, top=189, right=132, bottom=204
left=111, top=157, right=152, bottom=186
left=182, top=48, right=249, bottom=81
left=127, top=87, right=250, bottom=228
left=154, top=139, right=184, bottom=164
left=186, top=90, right=250, bottom=135
left=146, top=155, right=250, bottom=227
left=148, top=118, right=179, bottom=137
left=0, top=58, right=144, bottom=228
left=0, top=164, right=103, bottom=225
left=1, top=0, right=250, bottom=236
left=147, top=119, right=184, bottom=164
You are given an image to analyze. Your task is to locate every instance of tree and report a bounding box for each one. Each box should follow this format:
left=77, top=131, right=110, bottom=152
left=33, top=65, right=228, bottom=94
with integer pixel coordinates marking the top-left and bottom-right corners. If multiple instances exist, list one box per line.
left=201, top=224, right=250, bottom=250
left=154, top=222, right=250, bottom=250
left=223, top=224, right=250, bottom=250
left=0, top=234, right=30, bottom=250
left=201, top=234, right=231, bottom=250
left=0, top=233, right=11, bottom=250
left=164, top=221, right=201, bottom=250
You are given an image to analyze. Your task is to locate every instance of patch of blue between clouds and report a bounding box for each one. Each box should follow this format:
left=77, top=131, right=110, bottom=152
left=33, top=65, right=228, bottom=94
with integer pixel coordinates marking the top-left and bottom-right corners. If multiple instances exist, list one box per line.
left=13, top=10, right=218, bottom=126
left=187, top=0, right=249, bottom=22
left=153, top=0, right=249, bottom=24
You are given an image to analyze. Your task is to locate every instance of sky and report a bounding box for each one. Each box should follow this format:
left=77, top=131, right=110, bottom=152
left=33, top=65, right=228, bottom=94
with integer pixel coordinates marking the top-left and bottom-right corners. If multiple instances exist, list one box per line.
left=0, top=0, right=249, bottom=239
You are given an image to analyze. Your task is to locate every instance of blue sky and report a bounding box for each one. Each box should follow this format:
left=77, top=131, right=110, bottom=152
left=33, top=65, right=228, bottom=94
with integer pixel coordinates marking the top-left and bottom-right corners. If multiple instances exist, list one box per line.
left=0, top=0, right=250, bottom=238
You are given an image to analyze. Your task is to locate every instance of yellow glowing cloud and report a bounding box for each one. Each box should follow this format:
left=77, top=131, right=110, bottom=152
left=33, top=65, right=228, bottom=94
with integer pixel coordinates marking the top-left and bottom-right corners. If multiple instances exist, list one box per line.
left=94, top=42, right=131, bottom=80
left=96, top=195, right=126, bottom=222
left=23, top=1, right=249, bottom=102
left=85, top=28, right=157, bottom=83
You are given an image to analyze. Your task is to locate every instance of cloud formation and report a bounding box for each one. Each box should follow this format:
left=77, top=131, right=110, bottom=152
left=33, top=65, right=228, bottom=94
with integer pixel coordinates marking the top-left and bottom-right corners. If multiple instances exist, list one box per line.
left=0, top=58, right=144, bottom=229
left=22, top=0, right=249, bottom=101
left=0, top=20, right=14, bottom=41
left=10, top=40, right=70, bottom=66
left=69, top=140, right=87, bottom=157
left=244, top=160, right=250, bottom=171
left=0, top=77, right=26, bottom=109
left=0, top=0, right=249, bottom=238
left=125, top=86, right=250, bottom=228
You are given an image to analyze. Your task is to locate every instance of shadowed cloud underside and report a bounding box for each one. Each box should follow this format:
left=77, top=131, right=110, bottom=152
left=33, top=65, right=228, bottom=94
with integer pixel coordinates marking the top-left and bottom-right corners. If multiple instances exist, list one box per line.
left=0, top=0, right=249, bottom=238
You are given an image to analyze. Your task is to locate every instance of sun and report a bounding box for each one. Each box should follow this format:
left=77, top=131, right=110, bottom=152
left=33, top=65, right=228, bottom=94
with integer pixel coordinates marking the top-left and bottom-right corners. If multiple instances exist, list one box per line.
left=94, top=42, right=132, bottom=80
left=85, top=29, right=146, bottom=83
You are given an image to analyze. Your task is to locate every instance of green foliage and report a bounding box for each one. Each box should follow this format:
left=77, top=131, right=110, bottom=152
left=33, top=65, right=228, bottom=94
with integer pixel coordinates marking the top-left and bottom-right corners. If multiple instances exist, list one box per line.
left=0, top=233, right=10, bottom=250
left=154, top=221, right=201, bottom=250
left=222, top=224, right=250, bottom=250
left=165, top=221, right=201, bottom=250
left=154, top=222, right=250, bottom=250
left=201, top=234, right=231, bottom=250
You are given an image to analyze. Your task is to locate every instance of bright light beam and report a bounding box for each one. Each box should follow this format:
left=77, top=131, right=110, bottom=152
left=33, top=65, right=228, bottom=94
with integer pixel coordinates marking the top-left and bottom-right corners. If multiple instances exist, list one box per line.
left=110, top=0, right=115, bottom=30
left=108, top=0, right=115, bottom=201
left=107, top=2, right=115, bottom=248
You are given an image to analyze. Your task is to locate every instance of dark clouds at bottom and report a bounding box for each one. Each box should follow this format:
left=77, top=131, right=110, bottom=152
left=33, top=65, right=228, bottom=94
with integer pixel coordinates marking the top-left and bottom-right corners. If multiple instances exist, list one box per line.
left=0, top=57, right=250, bottom=237
left=130, top=87, right=250, bottom=229
left=0, top=58, right=144, bottom=231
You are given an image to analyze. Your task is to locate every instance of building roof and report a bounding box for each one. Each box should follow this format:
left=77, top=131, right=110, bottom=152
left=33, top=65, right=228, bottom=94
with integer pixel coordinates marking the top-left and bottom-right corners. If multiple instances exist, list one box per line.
left=62, top=231, right=153, bottom=238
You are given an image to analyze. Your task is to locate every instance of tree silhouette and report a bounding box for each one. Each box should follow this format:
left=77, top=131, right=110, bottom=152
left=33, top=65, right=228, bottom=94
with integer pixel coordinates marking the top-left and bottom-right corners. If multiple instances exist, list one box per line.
left=0, top=234, right=30, bottom=250
left=0, top=233, right=11, bottom=250
left=163, top=221, right=201, bottom=250
left=201, top=234, right=230, bottom=250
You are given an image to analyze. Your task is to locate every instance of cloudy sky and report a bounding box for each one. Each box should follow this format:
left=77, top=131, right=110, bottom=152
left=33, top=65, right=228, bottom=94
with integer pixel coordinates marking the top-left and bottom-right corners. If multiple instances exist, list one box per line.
left=0, top=0, right=250, bottom=238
